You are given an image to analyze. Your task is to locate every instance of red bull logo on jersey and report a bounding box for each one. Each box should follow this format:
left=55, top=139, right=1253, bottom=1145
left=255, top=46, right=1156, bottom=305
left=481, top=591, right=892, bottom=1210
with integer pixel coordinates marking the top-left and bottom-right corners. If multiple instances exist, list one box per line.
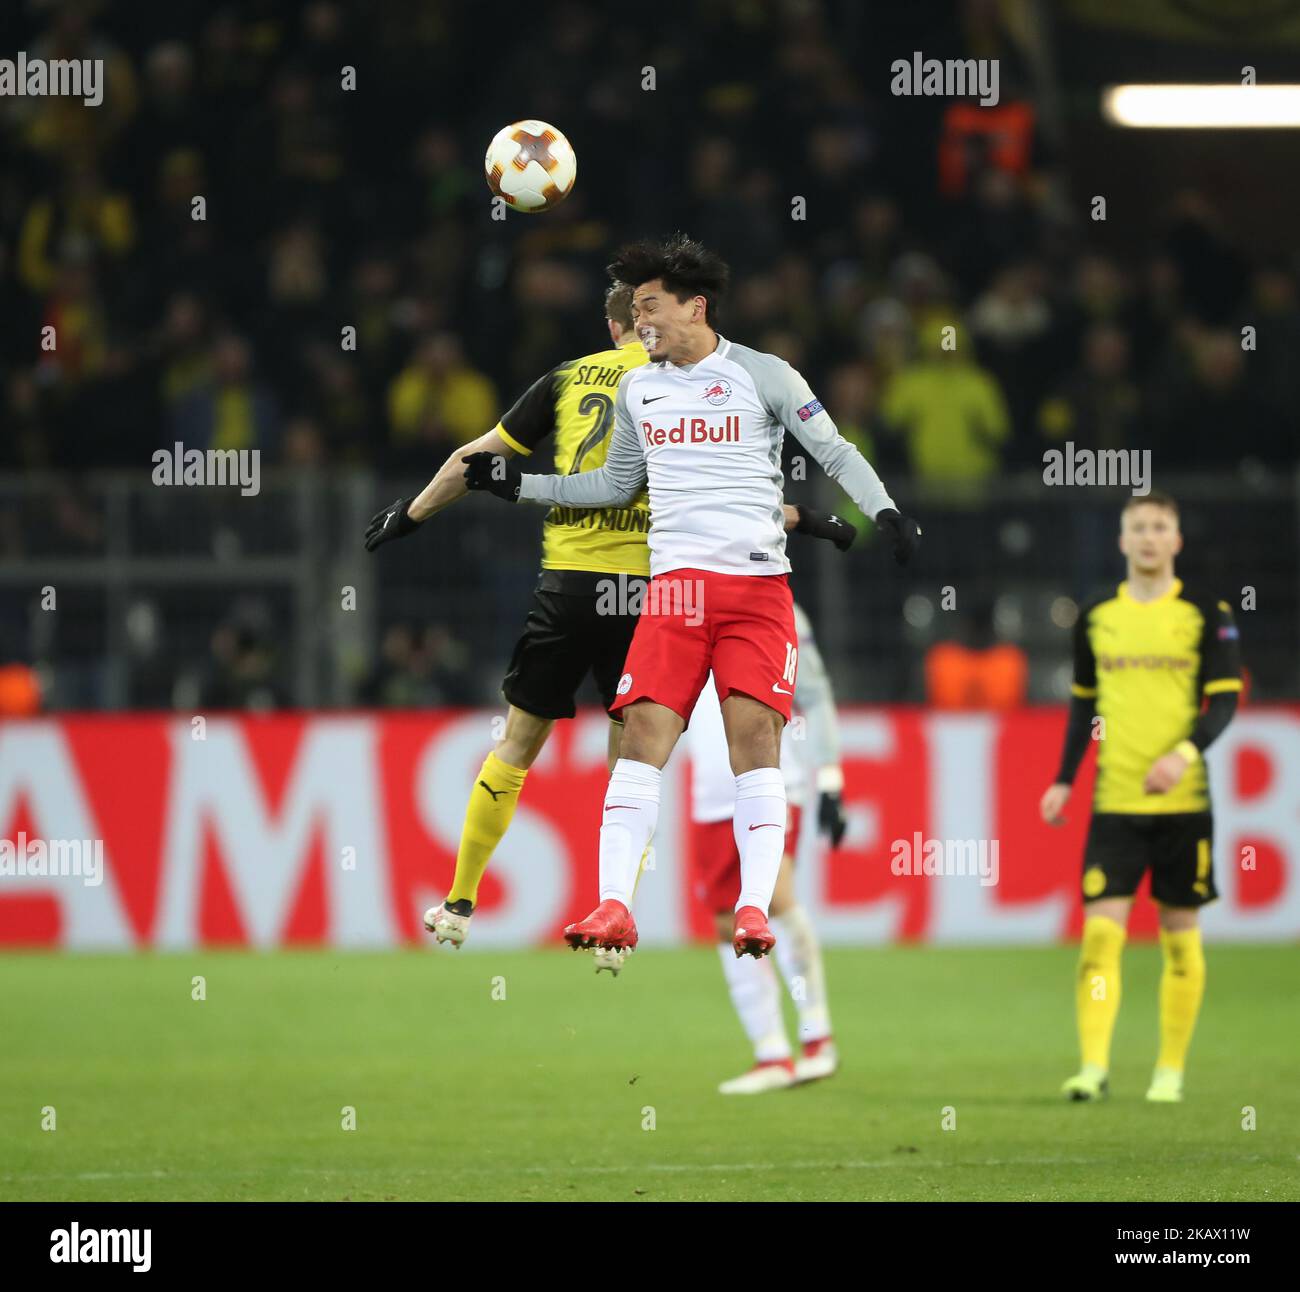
left=701, top=379, right=732, bottom=405
left=641, top=416, right=741, bottom=447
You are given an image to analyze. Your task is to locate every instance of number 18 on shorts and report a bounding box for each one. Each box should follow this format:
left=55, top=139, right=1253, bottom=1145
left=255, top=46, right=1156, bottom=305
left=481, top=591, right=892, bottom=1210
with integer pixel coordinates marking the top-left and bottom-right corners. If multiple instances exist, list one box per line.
left=610, top=567, right=799, bottom=723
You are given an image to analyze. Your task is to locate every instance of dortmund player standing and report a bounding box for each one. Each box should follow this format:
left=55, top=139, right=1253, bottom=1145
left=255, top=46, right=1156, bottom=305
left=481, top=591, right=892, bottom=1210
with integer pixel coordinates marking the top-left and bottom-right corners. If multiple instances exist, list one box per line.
left=1041, top=492, right=1242, bottom=1104
left=365, top=285, right=848, bottom=948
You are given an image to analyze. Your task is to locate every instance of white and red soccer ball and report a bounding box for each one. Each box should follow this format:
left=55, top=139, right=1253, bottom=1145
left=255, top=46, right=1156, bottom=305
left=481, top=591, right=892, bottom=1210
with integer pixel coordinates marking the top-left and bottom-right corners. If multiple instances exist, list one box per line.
left=484, top=119, right=576, bottom=213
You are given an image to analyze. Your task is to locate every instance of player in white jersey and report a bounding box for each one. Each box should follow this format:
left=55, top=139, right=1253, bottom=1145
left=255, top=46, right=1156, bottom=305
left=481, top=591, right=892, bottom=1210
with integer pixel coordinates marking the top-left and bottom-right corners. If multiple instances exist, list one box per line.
left=465, top=234, right=919, bottom=961
left=688, top=603, right=845, bottom=1093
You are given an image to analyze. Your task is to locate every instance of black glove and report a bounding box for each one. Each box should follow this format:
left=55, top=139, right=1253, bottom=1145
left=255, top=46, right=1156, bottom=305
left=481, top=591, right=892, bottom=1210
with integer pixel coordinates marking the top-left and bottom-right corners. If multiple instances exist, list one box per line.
left=364, top=497, right=421, bottom=551
left=873, top=507, right=921, bottom=566
left=463, top=451, right=521, bottom=502
left=817, top=790, right=848, bottom=848
left=794, top=503, right=857, bottom=552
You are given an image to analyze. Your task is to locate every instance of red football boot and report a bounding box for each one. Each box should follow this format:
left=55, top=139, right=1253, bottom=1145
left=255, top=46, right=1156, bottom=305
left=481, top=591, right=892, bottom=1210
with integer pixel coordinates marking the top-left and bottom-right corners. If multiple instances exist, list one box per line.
left=564, top=899, right=639, bottom=950
left=732, top=905, right=776, bottom=959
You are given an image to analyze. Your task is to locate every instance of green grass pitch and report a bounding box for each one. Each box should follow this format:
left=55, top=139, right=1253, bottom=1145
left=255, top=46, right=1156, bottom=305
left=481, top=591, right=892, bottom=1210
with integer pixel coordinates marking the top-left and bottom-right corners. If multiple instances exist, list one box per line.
left=1, top=944, right=1295, bottom=1201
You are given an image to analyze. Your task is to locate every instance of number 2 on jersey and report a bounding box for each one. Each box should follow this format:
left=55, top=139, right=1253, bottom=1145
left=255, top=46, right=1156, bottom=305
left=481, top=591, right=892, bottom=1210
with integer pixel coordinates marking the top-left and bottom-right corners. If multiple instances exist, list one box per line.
left=567, top=392, right=615, bottom=474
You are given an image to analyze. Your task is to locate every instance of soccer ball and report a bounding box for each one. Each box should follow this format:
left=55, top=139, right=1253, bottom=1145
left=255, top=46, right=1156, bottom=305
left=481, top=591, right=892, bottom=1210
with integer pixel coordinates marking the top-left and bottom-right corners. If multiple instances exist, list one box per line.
left=484, top=120, right=576, bottom=213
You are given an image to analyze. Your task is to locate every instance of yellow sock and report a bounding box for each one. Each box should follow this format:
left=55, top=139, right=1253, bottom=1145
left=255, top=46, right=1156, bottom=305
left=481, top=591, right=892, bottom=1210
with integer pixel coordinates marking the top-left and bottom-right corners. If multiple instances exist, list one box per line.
left=1157, top=926, right=1206, bottom=1072
left=1076, top=914, right=1126, bottom=1071
left=447, top=752, right=528, bottom=905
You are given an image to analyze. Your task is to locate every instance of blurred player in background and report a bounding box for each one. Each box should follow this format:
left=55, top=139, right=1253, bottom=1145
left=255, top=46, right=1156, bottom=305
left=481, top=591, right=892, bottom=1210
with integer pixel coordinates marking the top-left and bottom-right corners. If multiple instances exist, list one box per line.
left=466, top=234, right=919, bottom=962
left=688, top=603, right=846, bottom=1094
left=367, top=285, right=852, bottom=948
left=1041, top=493, right=1242, bottom=1104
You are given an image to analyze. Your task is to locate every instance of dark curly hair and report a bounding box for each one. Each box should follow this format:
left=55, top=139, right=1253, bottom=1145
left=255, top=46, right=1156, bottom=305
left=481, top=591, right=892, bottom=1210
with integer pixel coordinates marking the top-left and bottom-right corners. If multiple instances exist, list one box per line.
left=607, top=233, right=730, bottom=328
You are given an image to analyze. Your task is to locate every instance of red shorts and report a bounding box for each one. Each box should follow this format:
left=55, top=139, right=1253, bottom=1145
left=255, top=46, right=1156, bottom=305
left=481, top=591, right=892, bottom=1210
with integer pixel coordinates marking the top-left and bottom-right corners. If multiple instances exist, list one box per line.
left=610, top=568, right=797, bottom=723
left=691, top=806, right=803, bottom=914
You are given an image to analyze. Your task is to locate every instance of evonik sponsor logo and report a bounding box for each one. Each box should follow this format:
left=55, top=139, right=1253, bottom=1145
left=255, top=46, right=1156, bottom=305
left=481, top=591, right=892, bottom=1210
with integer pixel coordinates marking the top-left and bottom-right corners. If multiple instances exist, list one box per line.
left=1097, top=653, right=1192, bottom=673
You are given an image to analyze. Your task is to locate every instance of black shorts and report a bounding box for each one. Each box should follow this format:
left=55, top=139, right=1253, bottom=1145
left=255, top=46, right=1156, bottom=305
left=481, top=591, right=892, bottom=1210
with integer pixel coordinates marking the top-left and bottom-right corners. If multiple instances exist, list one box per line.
left=501, top=571, right=646, bottom=720
left=1081, top=812, right=1216, bottom=908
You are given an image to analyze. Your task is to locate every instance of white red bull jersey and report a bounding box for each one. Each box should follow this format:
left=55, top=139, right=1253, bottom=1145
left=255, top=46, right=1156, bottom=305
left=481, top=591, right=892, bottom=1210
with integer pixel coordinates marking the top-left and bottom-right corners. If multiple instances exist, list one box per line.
left=517, top=335, right=895, bottom=578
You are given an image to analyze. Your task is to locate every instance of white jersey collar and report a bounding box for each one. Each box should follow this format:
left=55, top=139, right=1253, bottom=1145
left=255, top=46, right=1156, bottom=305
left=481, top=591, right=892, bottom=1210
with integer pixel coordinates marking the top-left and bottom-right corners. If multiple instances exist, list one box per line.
left=665, top=333, right=729, bottom=374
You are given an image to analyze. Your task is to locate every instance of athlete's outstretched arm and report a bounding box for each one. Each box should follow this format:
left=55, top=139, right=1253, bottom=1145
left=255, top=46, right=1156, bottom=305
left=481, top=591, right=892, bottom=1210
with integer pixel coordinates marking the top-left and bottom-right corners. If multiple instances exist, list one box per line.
left=736, top=350, right=919, bottom=564
left=466, top=379, right=648, bottom=508
left=522, top=378, right=646, bottom=507
left=789, top=406, right=895, bottom=522
left=786, top=502, right=856, bottom=547
left=367, top=364, right=565, bottom=549
left=364, top=428, right=517, bottom=550
left=740, top=351, right=892, bottom=513
left=414, top=429, right=517, bottom=520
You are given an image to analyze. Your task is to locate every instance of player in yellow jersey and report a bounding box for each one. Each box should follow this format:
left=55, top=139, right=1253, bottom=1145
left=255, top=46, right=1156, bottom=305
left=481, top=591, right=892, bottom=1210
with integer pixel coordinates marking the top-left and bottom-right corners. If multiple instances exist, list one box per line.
left=1041, top=492, right=1242, bottom=1104
left=364, top=285, right=851, bottom=949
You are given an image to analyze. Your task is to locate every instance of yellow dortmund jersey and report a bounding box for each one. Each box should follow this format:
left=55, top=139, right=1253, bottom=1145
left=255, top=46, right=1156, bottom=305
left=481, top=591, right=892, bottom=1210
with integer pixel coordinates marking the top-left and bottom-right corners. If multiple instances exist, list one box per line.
left=494, top=340, right=650, bottom=577
left=1072, top=579, right=1243, bottom=814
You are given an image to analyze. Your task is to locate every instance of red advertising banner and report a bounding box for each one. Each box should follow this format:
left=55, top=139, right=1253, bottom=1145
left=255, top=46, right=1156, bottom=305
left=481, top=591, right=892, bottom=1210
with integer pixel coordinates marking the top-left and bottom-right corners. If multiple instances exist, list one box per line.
left=1, top=708, right=1296, bottom=949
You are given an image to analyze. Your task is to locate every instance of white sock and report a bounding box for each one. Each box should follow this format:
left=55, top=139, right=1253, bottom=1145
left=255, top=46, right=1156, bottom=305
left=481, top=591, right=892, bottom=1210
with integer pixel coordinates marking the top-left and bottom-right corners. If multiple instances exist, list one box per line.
left=773, top=904, right=832, bottom=1044
left=716, top=944, right=791, bottom=1063
left=597, top=759, right=660, bottom=906
left=733, top=767, right=786, bottom=916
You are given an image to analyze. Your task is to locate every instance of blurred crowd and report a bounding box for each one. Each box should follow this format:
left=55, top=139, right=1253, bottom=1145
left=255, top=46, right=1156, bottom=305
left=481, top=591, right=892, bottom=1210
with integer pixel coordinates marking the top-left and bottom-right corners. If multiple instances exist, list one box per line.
left=5, top=0, right=1296, bottom=486
left=1, top=0, right=1296, bottom=710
